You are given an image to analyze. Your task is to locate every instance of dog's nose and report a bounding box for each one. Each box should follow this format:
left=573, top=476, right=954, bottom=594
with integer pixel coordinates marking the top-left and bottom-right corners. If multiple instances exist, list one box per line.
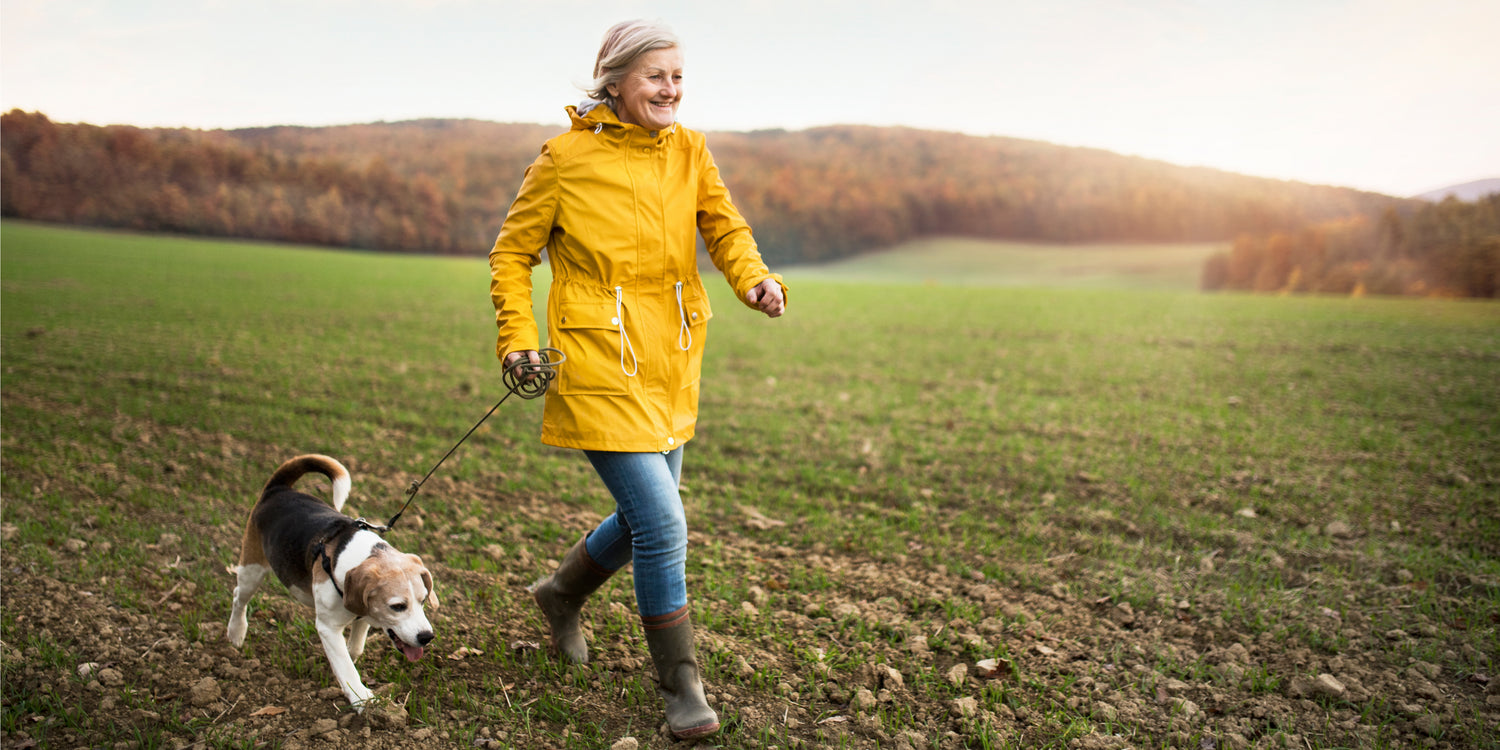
left=417, top=631, right=434, bottom=646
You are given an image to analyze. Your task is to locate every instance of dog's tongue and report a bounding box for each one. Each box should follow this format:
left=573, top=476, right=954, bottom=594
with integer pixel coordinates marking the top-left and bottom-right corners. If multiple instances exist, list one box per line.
left=397, top=641, right=425, bottom=662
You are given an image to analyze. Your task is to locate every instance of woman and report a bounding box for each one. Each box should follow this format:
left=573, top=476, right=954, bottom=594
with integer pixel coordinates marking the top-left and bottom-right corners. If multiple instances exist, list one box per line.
left=487, top=19, right=786, bottom=739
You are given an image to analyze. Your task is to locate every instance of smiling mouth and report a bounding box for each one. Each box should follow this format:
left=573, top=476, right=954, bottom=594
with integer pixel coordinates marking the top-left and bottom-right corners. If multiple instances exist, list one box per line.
left=387, top=629, right=426, bottom=662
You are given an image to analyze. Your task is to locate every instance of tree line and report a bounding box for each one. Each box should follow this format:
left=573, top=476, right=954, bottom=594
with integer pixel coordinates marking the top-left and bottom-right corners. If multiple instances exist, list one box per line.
left=8, top=109, right=1486, bottom=298
left=1200, top=196, right=1500, bottom=298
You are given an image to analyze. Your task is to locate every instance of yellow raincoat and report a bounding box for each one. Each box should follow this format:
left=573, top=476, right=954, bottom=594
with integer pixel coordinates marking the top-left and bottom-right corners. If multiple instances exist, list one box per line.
left=489, top=104, right=786, bottom=452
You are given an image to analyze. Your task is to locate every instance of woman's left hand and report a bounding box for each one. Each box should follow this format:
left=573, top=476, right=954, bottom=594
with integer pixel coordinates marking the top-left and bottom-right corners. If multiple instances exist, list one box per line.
left=745, top=278, right=785, bottom=318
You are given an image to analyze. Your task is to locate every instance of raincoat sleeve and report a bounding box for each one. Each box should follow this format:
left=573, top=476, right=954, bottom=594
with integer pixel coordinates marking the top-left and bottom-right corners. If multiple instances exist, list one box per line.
left=694, top=143, right=788, bottom=310
left=488, top=145, right=558, bottom=362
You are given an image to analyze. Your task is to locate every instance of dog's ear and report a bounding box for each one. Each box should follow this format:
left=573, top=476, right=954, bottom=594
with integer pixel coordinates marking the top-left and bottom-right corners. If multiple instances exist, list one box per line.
left=410, top=553, right=439, bottom=609
left=341, top=558, right=376, bottom=617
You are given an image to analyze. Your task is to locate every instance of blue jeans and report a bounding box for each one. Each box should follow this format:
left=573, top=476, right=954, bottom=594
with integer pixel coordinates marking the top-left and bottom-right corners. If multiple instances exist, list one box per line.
left=582, top=447, right=687, bottom=619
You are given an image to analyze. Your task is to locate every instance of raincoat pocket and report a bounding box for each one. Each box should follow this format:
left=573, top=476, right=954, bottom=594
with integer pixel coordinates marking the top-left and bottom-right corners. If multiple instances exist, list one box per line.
left=552, top=301, right=630, bottom=396
left=675, top=287, right=713, bottom=392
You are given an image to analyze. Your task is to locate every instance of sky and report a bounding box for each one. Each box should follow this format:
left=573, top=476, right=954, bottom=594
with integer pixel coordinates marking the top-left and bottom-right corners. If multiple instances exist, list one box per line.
left=2, top=0, right=1497, bottom=198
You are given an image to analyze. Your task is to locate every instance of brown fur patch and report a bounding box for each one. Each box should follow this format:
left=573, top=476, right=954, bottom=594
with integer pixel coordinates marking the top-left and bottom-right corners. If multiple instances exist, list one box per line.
left=237, top=517, right=267, bottom=567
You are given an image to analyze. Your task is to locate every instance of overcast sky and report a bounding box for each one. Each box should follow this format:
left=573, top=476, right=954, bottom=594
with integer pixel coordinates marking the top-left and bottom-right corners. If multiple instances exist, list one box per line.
left=3, top=0, right=1496, bottom=197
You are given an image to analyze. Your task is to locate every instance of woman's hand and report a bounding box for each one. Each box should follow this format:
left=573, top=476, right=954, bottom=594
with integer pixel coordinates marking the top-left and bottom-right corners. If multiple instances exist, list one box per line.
left=504, top=350, right=542, bottom=381
left=745, top=278, right=785, bottom=318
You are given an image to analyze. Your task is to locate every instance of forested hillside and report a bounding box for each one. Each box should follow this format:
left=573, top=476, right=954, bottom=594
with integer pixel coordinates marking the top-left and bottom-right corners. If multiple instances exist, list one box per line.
left=2, top=109, right=1402, bottom=266
left=1201, top=196, right=1500, bottom=297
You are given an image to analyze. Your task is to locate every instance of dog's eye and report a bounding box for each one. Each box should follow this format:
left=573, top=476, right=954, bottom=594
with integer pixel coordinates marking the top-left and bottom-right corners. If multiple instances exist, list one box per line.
left=391, top=602, right=408, bottom=612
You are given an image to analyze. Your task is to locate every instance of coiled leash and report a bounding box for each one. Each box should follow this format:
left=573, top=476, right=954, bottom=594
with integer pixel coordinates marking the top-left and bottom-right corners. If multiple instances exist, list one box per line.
left=374, top=347, right=565, bottom=533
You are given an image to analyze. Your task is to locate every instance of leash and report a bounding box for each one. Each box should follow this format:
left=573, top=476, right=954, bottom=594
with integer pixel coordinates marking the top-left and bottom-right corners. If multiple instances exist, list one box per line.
left=312, top=348, right=563, bottom=589
left=382, top=347, right=565, bottom=531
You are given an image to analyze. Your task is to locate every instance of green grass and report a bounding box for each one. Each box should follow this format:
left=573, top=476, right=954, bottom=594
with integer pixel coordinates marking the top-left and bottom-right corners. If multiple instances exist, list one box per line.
left=2, top=221, right=1498, bottom=749
left=784, top=236, right=1228, bottom=290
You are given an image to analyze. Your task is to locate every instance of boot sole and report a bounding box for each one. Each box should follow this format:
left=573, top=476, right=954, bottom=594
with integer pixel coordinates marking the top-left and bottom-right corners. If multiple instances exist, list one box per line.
left=672, top=721, right=720, bottom=739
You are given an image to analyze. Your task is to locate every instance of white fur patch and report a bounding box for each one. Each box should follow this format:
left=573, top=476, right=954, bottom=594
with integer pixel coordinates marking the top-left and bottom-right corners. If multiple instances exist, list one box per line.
left=333, top=530, right=383, bottom=586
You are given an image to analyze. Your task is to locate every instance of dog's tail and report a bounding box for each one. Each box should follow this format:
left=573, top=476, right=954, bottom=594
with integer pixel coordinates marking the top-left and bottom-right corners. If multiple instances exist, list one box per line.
left=263, top=454, right=352, bottom=511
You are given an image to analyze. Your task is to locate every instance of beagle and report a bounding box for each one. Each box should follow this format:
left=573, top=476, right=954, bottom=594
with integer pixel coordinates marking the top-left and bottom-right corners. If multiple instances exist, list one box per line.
left=226, top=454, right=438, bottom=711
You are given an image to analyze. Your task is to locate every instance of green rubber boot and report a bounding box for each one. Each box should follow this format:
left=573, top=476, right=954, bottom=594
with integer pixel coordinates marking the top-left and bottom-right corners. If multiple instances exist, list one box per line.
left=642, top=608, right=719, bottom=739
left=530, top=536, right=613, bottom=664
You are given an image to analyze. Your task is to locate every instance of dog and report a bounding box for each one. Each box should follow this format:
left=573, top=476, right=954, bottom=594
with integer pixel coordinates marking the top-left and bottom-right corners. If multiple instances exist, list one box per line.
left=226, top=454, right=438, bottom=711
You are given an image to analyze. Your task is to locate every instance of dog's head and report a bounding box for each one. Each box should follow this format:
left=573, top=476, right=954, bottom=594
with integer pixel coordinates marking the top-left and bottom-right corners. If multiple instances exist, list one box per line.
left=342, top=548, right=438, bottom=661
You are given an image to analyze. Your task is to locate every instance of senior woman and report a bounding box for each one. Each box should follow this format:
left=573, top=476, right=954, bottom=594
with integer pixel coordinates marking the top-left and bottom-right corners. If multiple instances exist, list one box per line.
left=487, top=19, right=786, bottom=739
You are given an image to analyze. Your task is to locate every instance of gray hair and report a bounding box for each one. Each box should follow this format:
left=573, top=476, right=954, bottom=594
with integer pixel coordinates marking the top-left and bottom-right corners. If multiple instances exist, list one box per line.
left=585, top=19, right=680, bottom=113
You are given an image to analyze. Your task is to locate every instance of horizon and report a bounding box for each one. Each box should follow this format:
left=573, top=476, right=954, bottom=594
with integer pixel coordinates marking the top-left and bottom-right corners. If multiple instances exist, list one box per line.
left=3, top=0, right=1497, bottom=198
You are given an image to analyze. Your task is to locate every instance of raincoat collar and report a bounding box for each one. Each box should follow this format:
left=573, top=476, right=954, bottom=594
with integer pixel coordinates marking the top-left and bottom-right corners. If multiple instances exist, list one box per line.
left=567, top=102, right=677, bottom=138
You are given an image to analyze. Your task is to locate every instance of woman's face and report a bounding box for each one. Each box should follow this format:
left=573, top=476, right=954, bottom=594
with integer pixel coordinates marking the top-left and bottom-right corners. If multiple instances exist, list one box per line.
left=609, top=47, right=683, bottom=131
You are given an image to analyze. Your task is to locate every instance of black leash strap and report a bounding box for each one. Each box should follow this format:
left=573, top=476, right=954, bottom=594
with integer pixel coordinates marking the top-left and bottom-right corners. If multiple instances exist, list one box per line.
left=384, top=347, right=565, bottom=530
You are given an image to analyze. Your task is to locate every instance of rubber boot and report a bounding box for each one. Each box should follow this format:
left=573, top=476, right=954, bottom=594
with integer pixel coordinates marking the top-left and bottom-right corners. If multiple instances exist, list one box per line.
left=530, top=536, right=614, bottom=664
left=642, top=608, right=719, bottom=739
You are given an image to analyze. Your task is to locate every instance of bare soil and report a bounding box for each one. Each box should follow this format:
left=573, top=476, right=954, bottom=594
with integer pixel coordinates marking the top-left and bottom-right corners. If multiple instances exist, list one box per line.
left=3, top=470, right=1497, bottom=750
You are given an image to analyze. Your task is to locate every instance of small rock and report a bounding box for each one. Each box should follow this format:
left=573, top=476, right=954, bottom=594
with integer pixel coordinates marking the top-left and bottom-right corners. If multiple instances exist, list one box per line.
left=1409, top=661, right=1441, bottom=680
left=77, top=662, right=102, bottom=679
left=98, top=668, right=125, bottom=687
left=1090, top=701, right=1118, bottom=722
left=951, top=696, right=978, bottom=718
left=1323, top=521, right=1353, bottom=538
left=877, top=663, right=905, bottom=690
left=851, top=688, right=877, bottom=711
left=1313, top=674, right=1346, bottom=700
left=189, top=677, right=221, bottom=707
left=366, top=703, right=408, bottom=729
left=732, top=655, right=755, bottom=678
left=63, top=538, right=88, bottom=553
left=1173, top=698, right=1201, bottom=721
left=610, top=738, right=639, bottom=750
left=740, top=600, right=759, bottom=617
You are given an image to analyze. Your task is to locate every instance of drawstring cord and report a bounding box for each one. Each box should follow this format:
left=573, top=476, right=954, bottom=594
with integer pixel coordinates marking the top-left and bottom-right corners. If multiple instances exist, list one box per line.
left=674, top=281, right=692, bottom=352
left=614, top=286, right=638, bottom=377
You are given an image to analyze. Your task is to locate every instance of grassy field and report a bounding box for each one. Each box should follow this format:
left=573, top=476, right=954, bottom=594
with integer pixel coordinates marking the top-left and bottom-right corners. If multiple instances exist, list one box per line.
left=2, top=221, right=1498, bottom=749
left=783, top=238, right=1227, bottom=290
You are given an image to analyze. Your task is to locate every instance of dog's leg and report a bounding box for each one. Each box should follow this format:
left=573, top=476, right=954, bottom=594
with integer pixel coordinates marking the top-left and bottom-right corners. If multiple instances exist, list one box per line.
left=347, top=619, right=371, bottom=662
left=317, top=617, right=375, bottom=711
left=226, top=563, right=269, bottom=647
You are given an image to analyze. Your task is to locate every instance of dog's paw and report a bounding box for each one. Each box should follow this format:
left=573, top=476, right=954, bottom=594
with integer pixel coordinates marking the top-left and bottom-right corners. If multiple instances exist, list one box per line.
left=348, top=687, right=378, bottom=714
left=225, top=622, right=247, bottom=648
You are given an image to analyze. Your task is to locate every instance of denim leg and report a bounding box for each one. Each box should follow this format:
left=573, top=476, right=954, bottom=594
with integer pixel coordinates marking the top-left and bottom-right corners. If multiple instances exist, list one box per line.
left=582, top=448, right=688, bottom=618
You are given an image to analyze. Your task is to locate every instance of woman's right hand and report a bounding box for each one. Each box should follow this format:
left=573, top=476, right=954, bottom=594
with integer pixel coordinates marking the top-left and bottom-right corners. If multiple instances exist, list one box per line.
left=504, top=350, right=542, bottom=381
